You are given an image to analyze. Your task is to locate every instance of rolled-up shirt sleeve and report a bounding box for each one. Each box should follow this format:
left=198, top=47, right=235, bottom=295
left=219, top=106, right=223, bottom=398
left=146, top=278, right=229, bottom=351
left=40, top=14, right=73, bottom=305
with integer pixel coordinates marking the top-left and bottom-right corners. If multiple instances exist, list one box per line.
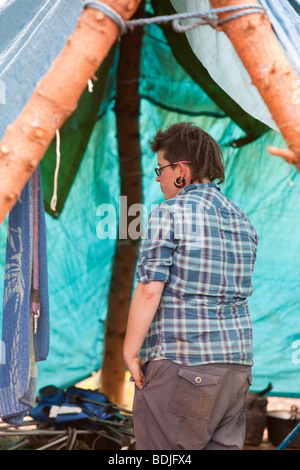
left=136, top=203, right=177, bottom=284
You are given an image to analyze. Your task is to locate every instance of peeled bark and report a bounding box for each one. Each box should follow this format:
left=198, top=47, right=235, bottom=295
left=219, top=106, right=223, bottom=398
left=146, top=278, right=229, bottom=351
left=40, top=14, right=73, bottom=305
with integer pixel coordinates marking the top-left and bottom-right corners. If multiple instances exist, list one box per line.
left=100, top=3, right=144, bottom=406
left=0, top=0, right=143, bottom=225
left=209, top=0, right=300, bottom=169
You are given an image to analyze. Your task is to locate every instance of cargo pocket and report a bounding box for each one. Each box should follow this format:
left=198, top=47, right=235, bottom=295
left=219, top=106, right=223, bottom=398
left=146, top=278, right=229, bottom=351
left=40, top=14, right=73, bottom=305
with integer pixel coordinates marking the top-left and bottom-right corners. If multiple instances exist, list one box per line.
left=168, top=367, right=220, bottom=421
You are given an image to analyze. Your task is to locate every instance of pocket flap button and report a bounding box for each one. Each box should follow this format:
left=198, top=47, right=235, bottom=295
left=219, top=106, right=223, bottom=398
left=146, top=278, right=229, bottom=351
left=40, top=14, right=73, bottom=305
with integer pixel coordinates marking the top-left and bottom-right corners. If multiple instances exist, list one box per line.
left=195, top=376, right=202, bottom=384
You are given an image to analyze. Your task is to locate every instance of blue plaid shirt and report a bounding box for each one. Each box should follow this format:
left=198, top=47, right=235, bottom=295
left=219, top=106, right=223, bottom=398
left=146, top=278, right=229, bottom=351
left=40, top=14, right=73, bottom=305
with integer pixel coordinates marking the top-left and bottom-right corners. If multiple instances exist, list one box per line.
left=136, top=183, right=258, bottom=366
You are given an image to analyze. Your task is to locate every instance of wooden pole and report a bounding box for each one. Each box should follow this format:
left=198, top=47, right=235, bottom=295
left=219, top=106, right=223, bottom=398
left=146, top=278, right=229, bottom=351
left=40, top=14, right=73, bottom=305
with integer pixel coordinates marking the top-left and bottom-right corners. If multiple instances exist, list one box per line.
left=0, top=0, right=142, bottom=225
left=209, top=0, right=300, bottom=169
left=100, top=2, right=144, bottom=405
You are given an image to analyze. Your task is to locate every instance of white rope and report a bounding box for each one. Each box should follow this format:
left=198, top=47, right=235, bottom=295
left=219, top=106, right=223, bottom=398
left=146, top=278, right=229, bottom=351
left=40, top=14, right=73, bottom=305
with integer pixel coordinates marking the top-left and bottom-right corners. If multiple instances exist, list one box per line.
left=83, top=2, right=266, bottom=34
left=88, top=79, right=94, bottom=93
left=83, top=1, right=126, bottom=34
left=50, top=129, right=61, bottom=212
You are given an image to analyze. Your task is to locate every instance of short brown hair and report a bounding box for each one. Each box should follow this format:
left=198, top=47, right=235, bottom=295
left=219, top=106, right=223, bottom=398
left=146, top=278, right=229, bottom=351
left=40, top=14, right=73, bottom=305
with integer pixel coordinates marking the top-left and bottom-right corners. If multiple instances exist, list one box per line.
left=149, top=122, right=225, bottom=184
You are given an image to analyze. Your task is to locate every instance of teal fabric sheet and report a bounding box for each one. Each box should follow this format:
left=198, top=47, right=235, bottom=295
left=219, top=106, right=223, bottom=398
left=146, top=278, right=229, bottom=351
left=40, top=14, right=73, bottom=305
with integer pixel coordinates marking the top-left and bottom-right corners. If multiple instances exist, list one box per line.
left=2, top=102, right=300, bottom=396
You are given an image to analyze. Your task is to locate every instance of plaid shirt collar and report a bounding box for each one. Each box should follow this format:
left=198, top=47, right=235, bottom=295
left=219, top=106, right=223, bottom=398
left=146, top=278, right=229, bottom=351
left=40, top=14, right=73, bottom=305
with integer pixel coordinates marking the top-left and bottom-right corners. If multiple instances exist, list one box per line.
left=176, top=182, right=221, bottom=197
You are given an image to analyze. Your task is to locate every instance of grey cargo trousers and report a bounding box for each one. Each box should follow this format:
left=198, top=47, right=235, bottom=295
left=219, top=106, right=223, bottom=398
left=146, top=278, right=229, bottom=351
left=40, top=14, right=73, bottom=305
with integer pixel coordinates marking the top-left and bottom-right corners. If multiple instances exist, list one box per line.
left=132, top=359, right=252, bottom=450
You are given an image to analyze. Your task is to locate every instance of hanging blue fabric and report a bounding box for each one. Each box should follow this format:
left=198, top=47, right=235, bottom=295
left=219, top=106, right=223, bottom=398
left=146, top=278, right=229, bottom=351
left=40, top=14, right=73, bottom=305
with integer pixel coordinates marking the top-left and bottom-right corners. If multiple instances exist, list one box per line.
left=0, top=166, right=49, bottom=426
left=259, top=0, right=300, bottom=77
left=287, top=0, right=300, bottom=16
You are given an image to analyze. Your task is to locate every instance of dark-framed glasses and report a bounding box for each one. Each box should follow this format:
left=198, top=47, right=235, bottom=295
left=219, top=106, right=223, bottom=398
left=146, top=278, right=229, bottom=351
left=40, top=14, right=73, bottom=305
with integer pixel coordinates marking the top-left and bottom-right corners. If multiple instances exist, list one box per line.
left=154, top=161, right=191, bottom=177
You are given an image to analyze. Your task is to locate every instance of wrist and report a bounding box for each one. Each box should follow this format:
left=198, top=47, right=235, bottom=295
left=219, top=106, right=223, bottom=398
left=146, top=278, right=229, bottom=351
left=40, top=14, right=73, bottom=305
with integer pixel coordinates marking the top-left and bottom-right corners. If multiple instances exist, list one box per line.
left=123, top=345, right=138, bottom=364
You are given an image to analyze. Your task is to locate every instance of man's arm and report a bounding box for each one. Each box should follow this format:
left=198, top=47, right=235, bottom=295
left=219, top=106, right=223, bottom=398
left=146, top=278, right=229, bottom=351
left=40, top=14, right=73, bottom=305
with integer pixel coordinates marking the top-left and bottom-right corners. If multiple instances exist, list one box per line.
left=123, top=281, right=165, bottom=389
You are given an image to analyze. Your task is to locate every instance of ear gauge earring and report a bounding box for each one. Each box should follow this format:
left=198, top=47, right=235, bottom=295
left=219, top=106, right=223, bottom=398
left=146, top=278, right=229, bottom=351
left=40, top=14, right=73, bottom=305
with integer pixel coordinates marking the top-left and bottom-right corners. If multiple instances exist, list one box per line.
left=174, top=177, right=186, bottom=188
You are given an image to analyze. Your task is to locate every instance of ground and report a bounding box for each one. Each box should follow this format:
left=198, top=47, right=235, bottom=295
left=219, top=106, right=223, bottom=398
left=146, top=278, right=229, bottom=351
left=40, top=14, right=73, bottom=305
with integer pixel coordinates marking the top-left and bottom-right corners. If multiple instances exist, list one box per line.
left=244, top=396, right=300, bottom=450
left=1, top=372, right=300, bottom=450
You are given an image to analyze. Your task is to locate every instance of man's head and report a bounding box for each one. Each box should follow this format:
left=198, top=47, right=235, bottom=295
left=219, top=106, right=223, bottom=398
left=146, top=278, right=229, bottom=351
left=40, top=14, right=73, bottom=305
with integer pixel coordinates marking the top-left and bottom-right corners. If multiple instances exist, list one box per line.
left=150, top=122, right=225, bottom=194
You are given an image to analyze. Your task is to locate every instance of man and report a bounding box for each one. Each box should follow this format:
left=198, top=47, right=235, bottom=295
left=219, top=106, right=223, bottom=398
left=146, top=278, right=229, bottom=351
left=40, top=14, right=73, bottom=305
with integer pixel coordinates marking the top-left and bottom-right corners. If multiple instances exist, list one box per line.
left=123, top=122, right=258, bottom=450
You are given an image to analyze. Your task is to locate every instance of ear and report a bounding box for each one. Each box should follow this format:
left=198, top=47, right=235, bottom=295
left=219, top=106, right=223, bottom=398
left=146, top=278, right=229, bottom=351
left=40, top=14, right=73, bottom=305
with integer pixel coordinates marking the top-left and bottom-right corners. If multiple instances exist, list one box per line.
left=176, top=162, right=187, bottom=176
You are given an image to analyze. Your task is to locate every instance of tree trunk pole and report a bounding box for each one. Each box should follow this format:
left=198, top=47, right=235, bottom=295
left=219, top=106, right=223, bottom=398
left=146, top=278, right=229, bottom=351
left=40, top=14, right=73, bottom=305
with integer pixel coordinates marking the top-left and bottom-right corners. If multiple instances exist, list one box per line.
left=100, top=2, right=144, bottom=406
left=0, top=0, right=142, bottom=225
left=209, top=0, right=300, bottom=169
